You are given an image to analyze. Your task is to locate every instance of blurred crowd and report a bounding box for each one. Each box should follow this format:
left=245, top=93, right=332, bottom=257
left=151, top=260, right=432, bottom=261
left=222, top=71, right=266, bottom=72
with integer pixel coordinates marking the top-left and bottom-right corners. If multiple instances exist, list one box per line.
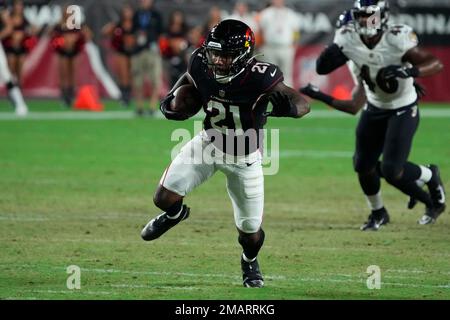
left=0, top=0, right=302, bottom=115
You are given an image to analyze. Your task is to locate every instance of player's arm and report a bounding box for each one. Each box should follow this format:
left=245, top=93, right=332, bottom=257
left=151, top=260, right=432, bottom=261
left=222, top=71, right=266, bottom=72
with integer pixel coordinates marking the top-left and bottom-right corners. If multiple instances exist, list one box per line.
left=0, top=11, right=13, bottom=40
left=101, top=22, right=116, bottom=37
left=402, top=47, right=444, bottom=77
left=159, top=72, right=194, bottom=120
left=266, top=82, right=310, bottom=118
left=381, top=48, right=443, bottom=80
left=316, top=43, right=349, bottom=75
left=82, top=24, right=94, bottom=42
left=300, top=82, right=366, bottom=116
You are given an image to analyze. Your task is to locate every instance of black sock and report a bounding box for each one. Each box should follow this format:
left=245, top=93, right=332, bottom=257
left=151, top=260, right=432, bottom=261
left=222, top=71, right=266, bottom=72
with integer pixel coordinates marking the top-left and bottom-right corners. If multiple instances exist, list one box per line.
left=358, top=171, right=381, bottom=196
left=165, top=200, right=183, bottom=218
left=384, top=162, right=432, bottom=207
left=238, top=229, right=265, bottom=261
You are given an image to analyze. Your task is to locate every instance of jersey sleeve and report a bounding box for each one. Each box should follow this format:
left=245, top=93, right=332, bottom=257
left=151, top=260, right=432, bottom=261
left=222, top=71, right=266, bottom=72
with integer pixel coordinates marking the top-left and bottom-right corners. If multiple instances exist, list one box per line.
left=333, top=26, right=352, bottom=48
left=261, top=64, right=284, bottom=92
left=187, top=48, right=203, bottom=88
left=387, top=24, right=419, bottom=53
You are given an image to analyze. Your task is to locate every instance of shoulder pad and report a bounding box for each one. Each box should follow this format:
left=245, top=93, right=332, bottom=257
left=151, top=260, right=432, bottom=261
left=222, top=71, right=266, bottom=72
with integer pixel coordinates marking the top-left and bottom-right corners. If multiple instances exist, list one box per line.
left=385, top=24, right=418, bottom=52
left=333, top=24, right=357, bottom=48
left=248, top=61, right=284, bottom=92
left=187, top=47, right=205, bottom=75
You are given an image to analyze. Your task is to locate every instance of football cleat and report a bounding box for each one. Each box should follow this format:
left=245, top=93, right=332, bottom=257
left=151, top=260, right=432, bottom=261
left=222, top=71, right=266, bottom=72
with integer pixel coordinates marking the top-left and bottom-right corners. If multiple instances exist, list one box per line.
left=241, top=256, right=264, bottom=288
left=360, top=207, right=390, bottom=231
left=418, top=204, right=446, bottom=225
left=141, top=205, right=190, bottom=241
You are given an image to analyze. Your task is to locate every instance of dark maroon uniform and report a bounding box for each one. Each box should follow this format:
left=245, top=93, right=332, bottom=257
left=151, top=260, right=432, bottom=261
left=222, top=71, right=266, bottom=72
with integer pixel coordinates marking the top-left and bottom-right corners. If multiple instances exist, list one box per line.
left=188, top=48, right=283, bottom=155
left=111, top=22, right=136, bottom=56
left=51, top=24, right=86, bottom=58
left=2, top=14, right=35, bottom=55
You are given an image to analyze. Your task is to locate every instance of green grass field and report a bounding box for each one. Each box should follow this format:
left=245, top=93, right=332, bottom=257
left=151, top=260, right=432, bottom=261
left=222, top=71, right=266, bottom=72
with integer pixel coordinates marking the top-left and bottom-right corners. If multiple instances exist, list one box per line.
left=1, top=99, right=449, bottom=300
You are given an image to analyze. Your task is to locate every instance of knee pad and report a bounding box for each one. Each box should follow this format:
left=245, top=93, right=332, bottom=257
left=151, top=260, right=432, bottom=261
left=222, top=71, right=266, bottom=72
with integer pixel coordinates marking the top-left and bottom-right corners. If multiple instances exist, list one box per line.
left=381, top=162, right=403, bottom=183
left=353, top=155, right=377, bottom=175
left=237, top=217, right=262, bottom=234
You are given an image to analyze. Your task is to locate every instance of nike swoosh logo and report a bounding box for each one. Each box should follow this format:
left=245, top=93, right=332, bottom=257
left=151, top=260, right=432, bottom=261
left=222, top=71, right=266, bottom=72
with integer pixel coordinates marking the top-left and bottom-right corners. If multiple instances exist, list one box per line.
left=436, top=185, right=446, bottom=203
left=246, top=161, right=257, bottom=167
left=270, top=69, right=276, bottom=77
left=396, top=110, right=407, bottom=116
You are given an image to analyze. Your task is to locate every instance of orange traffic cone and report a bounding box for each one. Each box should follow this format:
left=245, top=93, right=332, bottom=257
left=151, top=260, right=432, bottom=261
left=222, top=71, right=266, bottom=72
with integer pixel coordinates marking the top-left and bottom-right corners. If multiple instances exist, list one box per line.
left=74, top=85, right=104, bottom=112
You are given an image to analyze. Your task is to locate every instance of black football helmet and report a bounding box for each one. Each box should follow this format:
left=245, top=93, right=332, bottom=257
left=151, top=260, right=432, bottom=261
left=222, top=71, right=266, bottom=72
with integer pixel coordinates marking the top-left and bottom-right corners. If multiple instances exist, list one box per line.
left=203, top=19, right=255, bottom=83
left=352, top=0, right=389, bottom=37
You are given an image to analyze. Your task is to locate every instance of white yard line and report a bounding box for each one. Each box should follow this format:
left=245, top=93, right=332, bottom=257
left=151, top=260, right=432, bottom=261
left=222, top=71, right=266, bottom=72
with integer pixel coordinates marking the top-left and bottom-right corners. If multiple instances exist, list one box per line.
left=22, top=289, right=113, bottom=295
left=110, top=284, right=200, bottom=290
left=1, top=264, right=448, bottom=290
left=278, top=150, right=354, bottom=158
left=1, top=108, right=450, bottom=121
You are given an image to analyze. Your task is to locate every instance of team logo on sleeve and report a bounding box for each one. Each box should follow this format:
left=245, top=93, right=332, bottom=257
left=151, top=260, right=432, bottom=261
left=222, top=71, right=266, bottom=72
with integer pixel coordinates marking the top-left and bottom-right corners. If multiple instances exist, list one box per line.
left=409, top=32, right=418, bottom=45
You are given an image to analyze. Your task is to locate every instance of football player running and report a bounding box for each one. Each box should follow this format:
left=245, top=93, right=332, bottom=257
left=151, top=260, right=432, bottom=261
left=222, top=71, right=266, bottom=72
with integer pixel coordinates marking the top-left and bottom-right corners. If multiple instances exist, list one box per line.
left=301, top=0, right=445, bottom=230
left=141, top=19, right=310, bottom=288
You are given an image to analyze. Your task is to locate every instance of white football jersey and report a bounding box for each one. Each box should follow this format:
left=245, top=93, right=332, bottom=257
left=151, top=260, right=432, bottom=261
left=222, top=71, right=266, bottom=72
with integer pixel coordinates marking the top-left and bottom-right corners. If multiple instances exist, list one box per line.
left=334, top=23, right=419, bottom=110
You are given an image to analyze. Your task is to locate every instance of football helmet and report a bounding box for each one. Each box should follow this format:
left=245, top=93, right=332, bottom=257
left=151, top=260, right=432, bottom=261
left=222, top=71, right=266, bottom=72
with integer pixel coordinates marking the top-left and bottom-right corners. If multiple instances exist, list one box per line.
left=203, top=19, right=255, bottom=84
left=336, top=10, right=353, bottom=28
left=352, top=0, right=390, bottom=37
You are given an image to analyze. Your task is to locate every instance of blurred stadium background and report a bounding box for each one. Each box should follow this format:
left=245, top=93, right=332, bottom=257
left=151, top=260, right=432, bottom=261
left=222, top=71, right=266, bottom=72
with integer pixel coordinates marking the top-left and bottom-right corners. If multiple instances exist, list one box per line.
left=1, top=0, right=450, bottom=104
left=0, top=0, right=449, bottom=300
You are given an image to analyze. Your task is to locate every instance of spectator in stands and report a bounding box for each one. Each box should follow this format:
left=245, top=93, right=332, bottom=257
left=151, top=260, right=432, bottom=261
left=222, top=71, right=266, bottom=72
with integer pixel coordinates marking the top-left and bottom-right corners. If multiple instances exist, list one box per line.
left=201, top=5, right=222, bottom=41
left=226, top=1, right=256, bottom=32
left=160, top=10, right=189, bottom=87
left=51, top=5, right=92, bottom=107
left=0, top=5, right=28, bottom=115
left=257, top=0, right=300, bottom=86
left=102, top=3, right=136, bottom=107
left=185, top=25, right=203, bottom=58
left=2, top=0, right=37, bottom=84
left=132, top=0, right=163, bottom=117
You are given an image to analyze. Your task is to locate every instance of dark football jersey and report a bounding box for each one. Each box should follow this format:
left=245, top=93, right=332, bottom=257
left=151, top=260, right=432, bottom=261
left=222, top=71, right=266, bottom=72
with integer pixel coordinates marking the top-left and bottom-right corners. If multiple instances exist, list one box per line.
left=188, top=48, right=284, bottom=156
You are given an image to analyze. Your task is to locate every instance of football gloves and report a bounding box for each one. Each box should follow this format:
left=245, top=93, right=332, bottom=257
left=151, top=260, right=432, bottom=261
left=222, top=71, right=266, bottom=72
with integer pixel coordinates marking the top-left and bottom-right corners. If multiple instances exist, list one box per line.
left=266, top=92, right=298, bottom=117
left=300, top=84, right=334, bottom=105
left=160, top=94, right=190, bottom=121
left=381, top=65, right=420, bottom=80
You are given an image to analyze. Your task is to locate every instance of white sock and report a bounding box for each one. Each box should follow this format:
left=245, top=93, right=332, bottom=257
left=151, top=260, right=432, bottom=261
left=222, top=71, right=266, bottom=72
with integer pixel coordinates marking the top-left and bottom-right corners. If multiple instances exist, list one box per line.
left=166, top=206, right=183, bottom=220
left=366, top=191, right=384, bottom=211
left=242, top=253, right=256, bottom=263
left=416, top=165, right=432, bottom=185
left=9, top=87, right=28, bottom=115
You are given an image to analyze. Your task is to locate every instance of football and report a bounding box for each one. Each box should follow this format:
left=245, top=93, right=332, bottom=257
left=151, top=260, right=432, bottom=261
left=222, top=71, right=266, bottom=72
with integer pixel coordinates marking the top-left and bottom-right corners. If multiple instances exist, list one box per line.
left=173, top=84, right=203, bottom=117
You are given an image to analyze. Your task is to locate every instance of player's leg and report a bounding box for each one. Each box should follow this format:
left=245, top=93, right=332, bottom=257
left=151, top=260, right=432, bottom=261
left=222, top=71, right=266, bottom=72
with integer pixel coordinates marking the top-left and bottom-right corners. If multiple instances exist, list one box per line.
left=354, top=107, right=390, bottom=231
left=149, top=50, right=163, bottom=115
left=0, top=43, right=28, bottom=115
left=16, top=54, right=26, bottom=85
left=131, top=51, right=145, bottom=116
left=381, top=106, right=445, bottom=224
left=58, top=55, right=72, bottom=107
left=222, top=158, right=265, bottom=287
left=278, top=47, right=295, bottom=87
left=141, top=134, right=216, bottom=241
left=117, top=53, right=131, bottom=106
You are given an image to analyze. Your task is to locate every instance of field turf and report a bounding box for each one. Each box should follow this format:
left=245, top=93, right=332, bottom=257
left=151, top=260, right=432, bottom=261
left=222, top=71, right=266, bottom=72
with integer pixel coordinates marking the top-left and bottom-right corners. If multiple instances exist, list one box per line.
left=0, top=99, right=449, bottom=300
